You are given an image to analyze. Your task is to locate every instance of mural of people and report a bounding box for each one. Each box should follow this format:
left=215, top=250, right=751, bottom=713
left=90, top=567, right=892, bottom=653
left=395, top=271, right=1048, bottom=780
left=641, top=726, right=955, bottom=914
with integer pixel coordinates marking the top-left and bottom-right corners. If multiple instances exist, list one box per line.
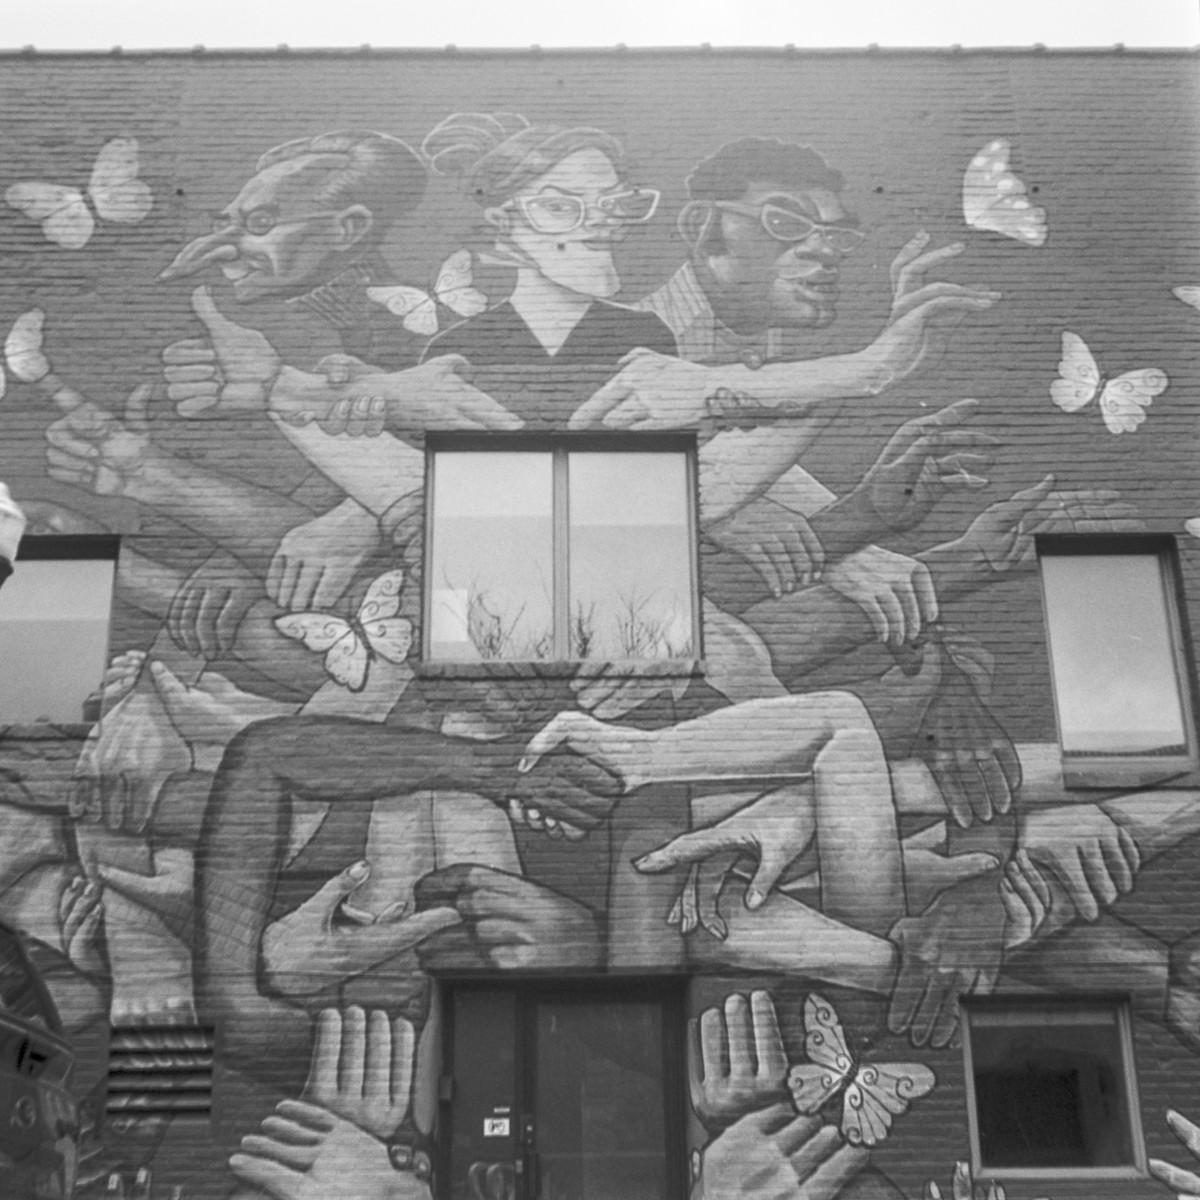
left=0, top=48, right=1198, bottom=1200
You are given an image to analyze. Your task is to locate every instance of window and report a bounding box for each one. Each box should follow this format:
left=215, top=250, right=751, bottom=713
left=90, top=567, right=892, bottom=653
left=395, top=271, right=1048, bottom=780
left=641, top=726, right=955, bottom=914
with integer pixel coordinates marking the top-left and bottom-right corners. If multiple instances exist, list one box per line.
left=962, top=1001, right=1144, bottom=1180
left=1039, top=538, right=1196, bottom=786
left=0, top=536, right=117, bottom=725
left=426, top=442, right=696, bottom=662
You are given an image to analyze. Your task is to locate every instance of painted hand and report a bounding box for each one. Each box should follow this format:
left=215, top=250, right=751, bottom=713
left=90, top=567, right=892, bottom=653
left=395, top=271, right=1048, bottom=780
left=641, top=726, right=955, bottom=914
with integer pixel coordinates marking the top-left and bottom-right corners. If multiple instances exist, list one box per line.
left=95, top=846, right=194, bottom=945
left=302, top=1007, right=414, bottom=1140
left=824, top=546, right=938, bottom=648
left=267, top=504, right=383, bottom=611
left=230, top=1100, right=432, bottom=1200
left=999, top=849, right=1053, bottom=948
left=414, top=865, right=602, bottom=971
left=703, top=500, right=825, bottom=599
left=887, top=871, right=1006, bottom=1048
left=166, top=551, right=262, bottom=659
left=45, top=382, right=156, bottom=498
left=68, top=688, right=192, bottom=835
left=101, top=1166, right=184, bottom=1199
left=943, top=474, right=1143, bottom=578
left=916, top=662, right=1020, bottom=829
left=844, top=399, right=994, bottom=531
left=635, top=785, right=817, bottom=919
left=689, top=990, right=789, bottom=1131
left=59, top=874, right=106, bottom=977
left=1018, top=804, right=1141, bottom=922
left=857, top=232, right=1001, bottom=387
left=1149, top=1109, right=1200, bottom=1199
left=161, top=285, right=281, bottom=417
left=570, top=349, right=720, bottom=431
left=924, top=1160, right=1006, bottom=1200
left=261, top=860, right=461, bottom=998
left=691, top=1103, right=868, bottom=1200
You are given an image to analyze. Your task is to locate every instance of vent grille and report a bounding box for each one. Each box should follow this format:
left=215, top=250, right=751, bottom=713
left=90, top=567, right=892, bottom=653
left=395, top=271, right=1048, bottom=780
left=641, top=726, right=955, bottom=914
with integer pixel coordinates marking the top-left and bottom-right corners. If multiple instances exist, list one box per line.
left=106, top=1025, right=213, bottom=1117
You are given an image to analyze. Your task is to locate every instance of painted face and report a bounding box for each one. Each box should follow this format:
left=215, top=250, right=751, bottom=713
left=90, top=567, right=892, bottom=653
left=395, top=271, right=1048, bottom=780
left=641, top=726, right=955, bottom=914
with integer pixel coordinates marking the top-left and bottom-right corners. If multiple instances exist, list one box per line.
left=709, top=181, right=859, bottom=330
left=502, top=148, right=628, bottom=300
left=160, top=156, right=362, bottom=302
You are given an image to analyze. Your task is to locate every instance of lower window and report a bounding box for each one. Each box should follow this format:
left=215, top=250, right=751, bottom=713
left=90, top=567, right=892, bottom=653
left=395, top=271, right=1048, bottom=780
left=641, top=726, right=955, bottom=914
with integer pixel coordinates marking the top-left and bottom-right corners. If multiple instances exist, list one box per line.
left=962, top=1000, right=1144, bottom=1179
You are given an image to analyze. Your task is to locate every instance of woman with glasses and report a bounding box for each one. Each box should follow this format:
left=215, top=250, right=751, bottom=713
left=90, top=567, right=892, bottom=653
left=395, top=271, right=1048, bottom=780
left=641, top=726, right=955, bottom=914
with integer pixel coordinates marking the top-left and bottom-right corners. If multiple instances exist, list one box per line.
left=420, top=112, right=677, bottom=369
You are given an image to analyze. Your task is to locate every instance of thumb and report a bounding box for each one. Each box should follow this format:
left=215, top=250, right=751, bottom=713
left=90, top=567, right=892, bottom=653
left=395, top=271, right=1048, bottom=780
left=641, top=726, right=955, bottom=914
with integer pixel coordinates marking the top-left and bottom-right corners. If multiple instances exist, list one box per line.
left=123, top=382, right=155, bottom=433
left=190, top=284, right=244, bottom=345
left=744, top=841, right=800, bottom=911
left=939, top=852, right=1000, bottom=887
left=148, top=660, right=190, bottom=720
left=306, top=860, right=372, bottom=923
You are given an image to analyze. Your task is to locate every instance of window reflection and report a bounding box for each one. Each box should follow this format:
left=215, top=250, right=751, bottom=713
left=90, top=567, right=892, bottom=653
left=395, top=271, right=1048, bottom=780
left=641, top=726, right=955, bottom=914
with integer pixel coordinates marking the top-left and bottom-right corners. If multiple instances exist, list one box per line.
left=429, top=452, right=554, bottom=661
left=0, top=557, right=114, bottom=723
left=428, top=447, right=695, bottom=662
left=568, top=452, right=693, bottom=660
left=1041, top=552, right=1188, bottom=755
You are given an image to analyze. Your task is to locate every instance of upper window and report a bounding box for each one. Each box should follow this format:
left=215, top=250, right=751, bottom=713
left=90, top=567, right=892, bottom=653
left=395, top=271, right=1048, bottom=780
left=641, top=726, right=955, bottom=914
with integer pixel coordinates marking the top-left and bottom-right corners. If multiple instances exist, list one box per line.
left=1039, top=538, right=1196, bottom=785
left=0, top=536, right=116, bottom=725
left=426, top=442, right=696, bottom=663
left=963, top=1001, right=1144, bottom=1179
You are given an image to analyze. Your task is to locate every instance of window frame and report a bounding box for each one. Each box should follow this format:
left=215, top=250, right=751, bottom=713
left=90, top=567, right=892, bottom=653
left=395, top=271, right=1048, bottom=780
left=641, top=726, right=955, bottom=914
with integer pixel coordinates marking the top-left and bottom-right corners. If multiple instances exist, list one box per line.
left=421, top=435, right=701, bottom=669
left=1037, top=534, right=1198, bottom=788
left=961, top=996, right=1146, bottom=1183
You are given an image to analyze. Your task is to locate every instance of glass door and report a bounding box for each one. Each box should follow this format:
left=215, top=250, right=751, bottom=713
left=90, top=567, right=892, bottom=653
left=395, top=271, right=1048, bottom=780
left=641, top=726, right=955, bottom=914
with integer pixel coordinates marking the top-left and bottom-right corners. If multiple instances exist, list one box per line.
left=443, top=985, right=681, bottom=1200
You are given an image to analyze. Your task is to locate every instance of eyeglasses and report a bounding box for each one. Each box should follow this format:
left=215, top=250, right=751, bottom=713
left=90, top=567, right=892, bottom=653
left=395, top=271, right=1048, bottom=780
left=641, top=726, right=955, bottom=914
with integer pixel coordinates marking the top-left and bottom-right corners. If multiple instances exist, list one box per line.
left=211, top=207, right=337, bottom=236
left=714, top=200, right=865, bottom=252
left=509, top=187, right=661, bottom=235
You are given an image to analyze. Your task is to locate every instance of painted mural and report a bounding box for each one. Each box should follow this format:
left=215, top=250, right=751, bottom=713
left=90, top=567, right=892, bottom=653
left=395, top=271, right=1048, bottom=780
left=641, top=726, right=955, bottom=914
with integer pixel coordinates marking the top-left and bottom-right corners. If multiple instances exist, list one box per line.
left=0, top=50, right=1198, bottom=1200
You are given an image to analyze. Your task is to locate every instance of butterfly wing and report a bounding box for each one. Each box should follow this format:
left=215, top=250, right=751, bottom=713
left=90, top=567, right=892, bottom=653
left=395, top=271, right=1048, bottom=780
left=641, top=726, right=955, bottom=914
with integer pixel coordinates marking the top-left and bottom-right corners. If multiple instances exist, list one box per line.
left=5, top=183, right=94, bottom=249
left=366, top=286, right=439, bottom=336
left=1172, top=285, right=1200, bottom=311
left=358, top=568, right=407, bottom=622
left=323, top=628, right=370, bottom=692
left=1050, top=331, right=1102, bottom=412
left=962, top=139, right=1047, bottom=247
left=88, top=138, right=153, bottom=225
left=1099, top=368, right=1167, bottom=435
left=363, top=618, right=414, bottom=665
left=274, top=612, right=353, bottom=653
left=841, top=1060, right=936, bottom=1147
left=786, top=993, right=854, bottom=1115
left=5, top=309, right=50, bottom=384
left=434, top=249, right=488, bottom=320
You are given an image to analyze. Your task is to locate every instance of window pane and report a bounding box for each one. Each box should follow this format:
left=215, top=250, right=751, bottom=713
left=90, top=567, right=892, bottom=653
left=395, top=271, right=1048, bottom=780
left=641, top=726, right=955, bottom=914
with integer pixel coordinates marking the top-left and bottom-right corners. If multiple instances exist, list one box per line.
left=0, top=558, right=113, bottom=723
left=1042, top=553, right=1187, bottom=754
left=568, top=452, right=693, bottom=659
left=429, top=453, right=554, bottom=660
left=970, top=1008, right=1134, bottom=1169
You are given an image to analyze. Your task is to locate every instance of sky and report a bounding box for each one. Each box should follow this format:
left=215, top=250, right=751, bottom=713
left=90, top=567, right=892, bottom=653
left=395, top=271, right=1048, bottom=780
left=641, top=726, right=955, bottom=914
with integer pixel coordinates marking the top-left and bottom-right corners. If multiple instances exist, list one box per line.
left=2, top=0, right=1197, bottom=51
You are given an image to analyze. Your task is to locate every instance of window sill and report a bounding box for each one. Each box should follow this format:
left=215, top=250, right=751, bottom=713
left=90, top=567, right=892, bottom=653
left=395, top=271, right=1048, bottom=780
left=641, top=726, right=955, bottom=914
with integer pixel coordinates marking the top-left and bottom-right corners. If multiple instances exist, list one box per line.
left=417, top=658, right=704, bottom=682
left=1060, top=754, right=1199, bottom=789
left=0, top=720, right=96, bottom=739
left=974, top=1165, right=1144, bottom=1182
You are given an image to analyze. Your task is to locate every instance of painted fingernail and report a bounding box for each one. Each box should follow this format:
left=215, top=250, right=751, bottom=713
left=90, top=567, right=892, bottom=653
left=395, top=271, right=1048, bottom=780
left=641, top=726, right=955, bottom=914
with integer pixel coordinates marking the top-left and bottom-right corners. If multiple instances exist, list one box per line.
left=348, top=860, right=370, bottom=881
left=517, top=756, right=533, bottom=773
left=746, top=887, right=765, bottom=910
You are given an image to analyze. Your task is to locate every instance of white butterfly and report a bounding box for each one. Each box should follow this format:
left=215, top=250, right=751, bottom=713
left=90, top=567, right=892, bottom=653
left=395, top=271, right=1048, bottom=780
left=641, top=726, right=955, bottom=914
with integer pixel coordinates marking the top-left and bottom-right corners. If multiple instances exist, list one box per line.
left=1050, top=331, right=1167, bottom=435
left=0, top=309, right=50, bottom=401
left=274, top=569, right=413, bottom=692
left=5, top=138, right=153, bottom=250
left=786, top=993, right=935, bottom=1147
left=1172, top=286, right=1200, bottom=311
left=962, top=139, right=1047, bottom=247
left=367, top=249, right=487, bottom=336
